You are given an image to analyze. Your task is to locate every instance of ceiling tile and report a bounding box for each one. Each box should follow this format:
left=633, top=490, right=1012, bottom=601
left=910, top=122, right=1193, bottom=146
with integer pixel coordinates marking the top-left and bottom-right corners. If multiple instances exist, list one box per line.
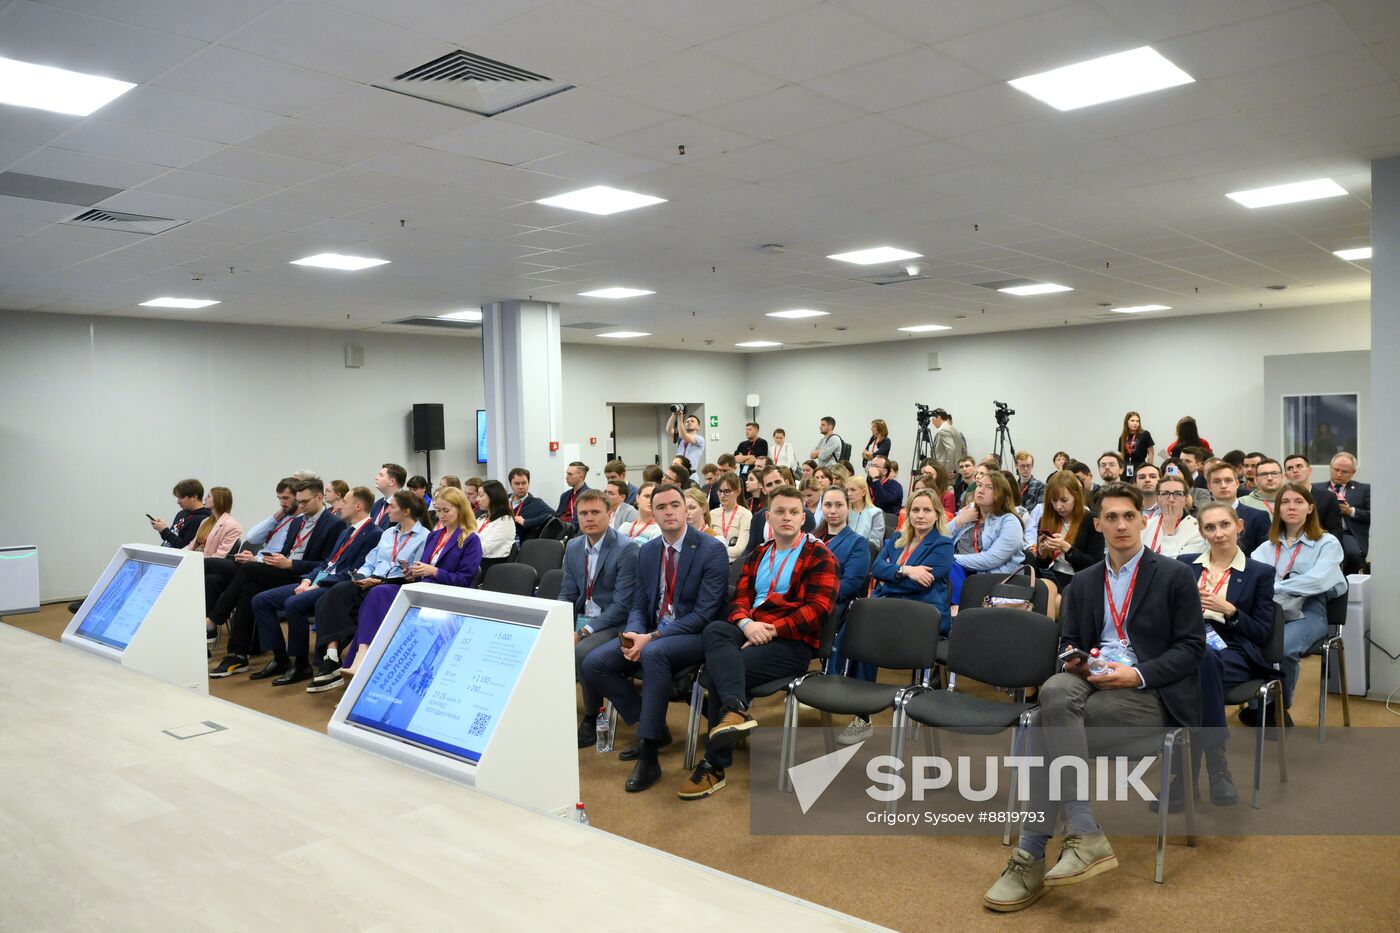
left=39, top=0, right=283, bottom=42
left=704, top=3, right=916, bottom=83
left=1157, top=2, right=1363, bottom=80
left=10, top=146, right=167, bottom=188
left=496, top=87, right=671, bottom=144
left=590, top=48, right=785, bottom=116
left=94, top=189, right=230, bottom=222
left=781, top=116, right=931, bottom=163
left=0, top=0, right=206, bottom=83
left=601, top=119, right=758, bottom=164
left=519, top=145, right=667, bottom=184
left=420, top=121, right=579, bottom=166
left=886, top=82, right=1049, bottom=139
left=54, top=121, right=225, bottom=168
left=296, top=86, right=483, bottom=144
left=805, top=47, right=991, bottom=112
left=95, top=86, right=287, bottom=145
left=319, top=0, right=554, bottom=43
left=694, top=86, right=865, bottom=139
left=582, top=0, right=821, bottom=45
left=152, top=46, right=361, bottom=115
left=239, top=121, right=402, bottom=167
left=933, top=1, right=1141, bottom=80
left=849, top=0, right=1080, bottom=45
left=183, top=147, right=338, bottom=186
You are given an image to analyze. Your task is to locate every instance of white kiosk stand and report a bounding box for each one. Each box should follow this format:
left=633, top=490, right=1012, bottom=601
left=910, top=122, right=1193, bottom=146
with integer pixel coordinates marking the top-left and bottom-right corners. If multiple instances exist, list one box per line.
left=0, top=545, right=40, bottom=615
left=329, top=583, right=578, bottom=817
left=61, top=543, right=208, bottom=695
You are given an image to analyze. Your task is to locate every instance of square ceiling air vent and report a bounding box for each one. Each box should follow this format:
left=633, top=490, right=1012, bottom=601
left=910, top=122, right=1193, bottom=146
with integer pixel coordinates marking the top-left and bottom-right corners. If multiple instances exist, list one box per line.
left=61, top=208, right=185, bottom=235
left=852, top=272, right=932, bottom=286
left=374, top=50, right=574, bottom=117
left=390, top=316, right=482, bottom=330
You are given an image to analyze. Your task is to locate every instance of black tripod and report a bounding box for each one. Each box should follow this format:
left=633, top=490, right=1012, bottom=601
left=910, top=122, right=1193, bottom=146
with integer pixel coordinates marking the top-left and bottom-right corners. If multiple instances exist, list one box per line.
left=991, top=418, right=1015, bottom=468
left=911, top=419, right=934, bottom=467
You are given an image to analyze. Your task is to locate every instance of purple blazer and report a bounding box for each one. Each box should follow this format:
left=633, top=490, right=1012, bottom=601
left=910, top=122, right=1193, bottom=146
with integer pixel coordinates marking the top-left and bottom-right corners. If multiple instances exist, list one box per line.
left=420, top=528, right=483, bottom=588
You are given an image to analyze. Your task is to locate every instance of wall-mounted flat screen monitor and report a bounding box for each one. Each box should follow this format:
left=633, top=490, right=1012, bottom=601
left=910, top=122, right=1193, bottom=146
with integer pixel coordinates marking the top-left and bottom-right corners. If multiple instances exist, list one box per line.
left=476, top=409, right=487, bottom=464
left=74, top=558, right=177, bottom=650
left=345, top=605, right=539, bottom=764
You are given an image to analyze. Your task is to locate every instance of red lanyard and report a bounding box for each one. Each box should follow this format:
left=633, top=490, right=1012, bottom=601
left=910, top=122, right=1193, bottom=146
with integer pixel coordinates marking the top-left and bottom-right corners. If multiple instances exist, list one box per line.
left=326, top=521, right=367, bottom=566
left=1149, top=515, right=1180, bottom=553
left=1125, top=434, right=1137, bottom=458
left=584, top=544, right=605, bottom=603
left=1104, top=559, right=1142, bottom=642
left=391, top=529, right=413, bottom=562
left=268, top=514, right=295, bottom=541
left=427, top=529, right=453, bottom=565
left=971, top=520, right=984, bottom=552
left=659, top=546, right=679, bottom=619
left=763, top=542, right=800, bottom=603
left=720, top=508, right=739, bottom=539
left=513, top=497, right=526, bottom=515
left=1330, top=484, right=1347, bottom=501
left=291, top=519, right=316, bottom=551
left=1274, top=541, right=1304, bottom=576
left=1263, top=500, right=1275, bottom=514
left=628, top=520, right=653, bottom=539
left=1200, top=563, right=1231, bottom=596
left=562, top=489, right=575, bottom=519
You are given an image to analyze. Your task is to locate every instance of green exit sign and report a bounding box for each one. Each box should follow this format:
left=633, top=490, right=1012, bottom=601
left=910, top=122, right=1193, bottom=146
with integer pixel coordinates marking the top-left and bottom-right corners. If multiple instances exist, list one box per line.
left=708, top=415, right=719, bottom=428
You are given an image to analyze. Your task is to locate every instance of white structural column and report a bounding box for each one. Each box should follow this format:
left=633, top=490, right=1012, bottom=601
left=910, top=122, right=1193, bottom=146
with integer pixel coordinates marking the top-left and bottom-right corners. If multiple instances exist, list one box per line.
left=1370, top=156, right=1399, bottom=698
left=481, top=300, right=567, bottom=503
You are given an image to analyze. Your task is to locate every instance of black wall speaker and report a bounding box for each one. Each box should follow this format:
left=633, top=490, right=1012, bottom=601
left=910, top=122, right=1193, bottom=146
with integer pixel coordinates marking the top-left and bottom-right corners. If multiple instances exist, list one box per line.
left=412, top=403, right=445, bottom=452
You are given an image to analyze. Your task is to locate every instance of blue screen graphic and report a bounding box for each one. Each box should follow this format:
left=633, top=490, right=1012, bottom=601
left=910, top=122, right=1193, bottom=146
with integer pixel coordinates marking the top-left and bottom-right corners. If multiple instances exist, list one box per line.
left=76, top=559, right=176, bottom=650
left=476, top=409, right=487, bottom=464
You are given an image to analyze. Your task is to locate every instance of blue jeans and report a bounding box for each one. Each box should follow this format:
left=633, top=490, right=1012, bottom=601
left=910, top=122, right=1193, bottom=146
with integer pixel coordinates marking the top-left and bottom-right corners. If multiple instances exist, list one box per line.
left=1281, top=594, right=1328, bottom=708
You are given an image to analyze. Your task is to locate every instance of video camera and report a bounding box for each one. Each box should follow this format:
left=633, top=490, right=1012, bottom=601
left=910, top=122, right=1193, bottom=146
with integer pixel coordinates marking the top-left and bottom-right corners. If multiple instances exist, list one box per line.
left=994, top=400, right=1014, bottom=426
left=669, top=404, right=686, bottom=413
left=915, top=402, right=932, bottom=426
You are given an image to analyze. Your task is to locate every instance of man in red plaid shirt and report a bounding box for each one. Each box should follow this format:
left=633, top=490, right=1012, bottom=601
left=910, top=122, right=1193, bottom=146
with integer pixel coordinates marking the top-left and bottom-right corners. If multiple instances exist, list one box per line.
left=678, top=484, right=839, bottom=800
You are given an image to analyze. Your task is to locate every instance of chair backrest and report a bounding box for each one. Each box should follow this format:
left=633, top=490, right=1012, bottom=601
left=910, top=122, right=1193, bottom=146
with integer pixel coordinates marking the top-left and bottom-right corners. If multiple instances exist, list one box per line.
left=882, top=522, right=900, bottom=541
left=517, top=538, right=565, bottom=576
left=538, top=516, right=565, bottom=541
left=957, top=568, right=1050, bottom=614
left=840, top=597, right=942, bottom=671
left=947, top=607, right=1059, bottom=688
left=536, top=567, right=565, bottom=601
left=1263, top=604, right=1287, bottom=665
left=481, top=563, right=539, bottom=597
left=1325, top=592, right=1348, bottom=629
left=727, top=555, right=747, bottom=589
left=226, top=538, right=241, bottom=556
left=867, top=539, right=880, bottom=566
left=815, top=603, right=845, bottom=661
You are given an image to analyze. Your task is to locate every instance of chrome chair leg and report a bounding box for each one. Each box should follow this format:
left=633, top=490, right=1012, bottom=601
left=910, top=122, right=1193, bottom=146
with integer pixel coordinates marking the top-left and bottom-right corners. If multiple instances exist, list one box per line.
left=683, top=676, right=703, bottom=772
left=887, top=699, right=907, bottom=817
left=1181, top=729, right=1196, bottom=847
left=1318, top=642, right=1330, bottom=744
left=1002, top=723, right=1026, bottom=847
left=1155, top=731, right=1175, bottom=884
left=1274, top=682, right=1288, bottom=785
left=777, top=694, right=797, bottom=793
left=1336, top=638, right=1351, bottom=727
left=1252, top=685, right=1268, bottom=809
left=821, top=710, right=837, bottom=755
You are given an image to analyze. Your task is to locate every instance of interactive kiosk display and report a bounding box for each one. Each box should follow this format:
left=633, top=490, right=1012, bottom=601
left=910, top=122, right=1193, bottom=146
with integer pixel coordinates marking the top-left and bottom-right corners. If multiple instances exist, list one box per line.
left=0, top=545, right=40, bottom=615
left=62, top=544, right=208, bottom=694
left=330, top=583, right=577, bottom=816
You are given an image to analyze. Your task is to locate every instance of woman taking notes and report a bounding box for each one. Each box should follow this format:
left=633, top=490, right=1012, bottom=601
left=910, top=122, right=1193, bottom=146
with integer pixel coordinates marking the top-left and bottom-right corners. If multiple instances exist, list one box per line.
left=1141, top=473, right=1205, bottom=557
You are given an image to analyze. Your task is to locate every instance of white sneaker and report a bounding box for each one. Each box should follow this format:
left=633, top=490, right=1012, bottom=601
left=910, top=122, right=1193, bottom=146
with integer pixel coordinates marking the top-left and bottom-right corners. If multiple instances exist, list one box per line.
left=836, top=717, right=872, bottom=746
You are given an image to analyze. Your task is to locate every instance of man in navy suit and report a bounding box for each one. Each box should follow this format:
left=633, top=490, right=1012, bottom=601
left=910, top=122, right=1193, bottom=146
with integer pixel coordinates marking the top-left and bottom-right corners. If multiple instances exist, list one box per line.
left=249, top=486, right=383, bottom=684
left=508, top=467, right=555, bottom=540
left=581, top=483, right=729, bottom=792
left=985, top=482, right=1204, bottom=912
left=559, top=489, right=638, bottom=747
left=207, top=479, right=346, bottom=676
left=555, top=461, right=590, bottom=527
left=369, top=463, right=406, bottom=529
left=1206, top=462, right=1269, bottom=555
left=1315, top=451, right=1369, bottom=573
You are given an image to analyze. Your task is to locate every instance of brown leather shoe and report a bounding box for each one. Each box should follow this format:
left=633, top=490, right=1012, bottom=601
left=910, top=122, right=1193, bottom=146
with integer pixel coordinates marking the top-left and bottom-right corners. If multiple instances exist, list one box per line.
left=677, top=762, right=726, bottom=800
left=708, top=707, right=755, bottom=748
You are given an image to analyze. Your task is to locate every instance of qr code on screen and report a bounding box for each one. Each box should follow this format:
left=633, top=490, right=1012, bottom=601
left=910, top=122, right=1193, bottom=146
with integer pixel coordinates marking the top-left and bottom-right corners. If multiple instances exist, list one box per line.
left=468, top=712, right=490, bottom=738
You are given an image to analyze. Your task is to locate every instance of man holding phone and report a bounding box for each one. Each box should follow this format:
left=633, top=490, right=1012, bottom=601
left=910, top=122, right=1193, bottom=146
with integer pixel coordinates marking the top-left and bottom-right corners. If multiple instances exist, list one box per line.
left=151, top=479, right=210, bottom=549
left=984, top=482, right=1204, bottom=912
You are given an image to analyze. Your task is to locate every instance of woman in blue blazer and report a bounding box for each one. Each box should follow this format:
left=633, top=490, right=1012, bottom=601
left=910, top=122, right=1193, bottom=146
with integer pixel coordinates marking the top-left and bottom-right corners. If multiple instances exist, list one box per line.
left=1176, top=500, right=1276, bottom=807
left=870, top=489, right=956, bottom=629
left=341, top=488, right=484, bottom=675
left=815, top=487, right=872, bottom=608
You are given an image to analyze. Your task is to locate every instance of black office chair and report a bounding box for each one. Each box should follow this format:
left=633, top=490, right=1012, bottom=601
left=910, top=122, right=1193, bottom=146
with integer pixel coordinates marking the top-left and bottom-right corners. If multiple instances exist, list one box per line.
left=538, top=516, right=566, bottom=541
left=1305, top=593, right=1351, bottom=743
left=780, top=598, right=941, bottom=792
left=882, top=522, right=901, bottom=541
left=517, top=538, right=565, bottom=577
left=480, top=563, right=538, bottom=597
left=937, top=569, right=1053, bottom=688
left=536, top=568, right=565, bottom=601
left=867, top=539, right=880, bottom=566
left=1224, top=605, right=1287, bottom=808
left=894, top=607, right=1058, bottom=838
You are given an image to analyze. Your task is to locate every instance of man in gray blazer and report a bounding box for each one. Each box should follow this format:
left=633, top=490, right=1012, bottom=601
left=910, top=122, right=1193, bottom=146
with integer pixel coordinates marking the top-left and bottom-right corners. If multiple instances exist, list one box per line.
left=558, top=489, right=639, bottom=748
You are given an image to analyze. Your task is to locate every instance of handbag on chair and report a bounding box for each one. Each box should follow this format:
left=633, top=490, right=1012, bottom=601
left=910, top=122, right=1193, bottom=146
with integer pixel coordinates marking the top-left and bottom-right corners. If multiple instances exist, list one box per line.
left=983, top=565, right=1038, bottom=611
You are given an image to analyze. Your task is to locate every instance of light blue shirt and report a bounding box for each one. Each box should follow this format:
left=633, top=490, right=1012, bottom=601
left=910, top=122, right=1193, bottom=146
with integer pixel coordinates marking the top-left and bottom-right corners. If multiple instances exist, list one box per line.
left=247, top=511, right=296, bottom=562
left=847, top=505, right=885, bottom=548
left=1101, top=546, right=1145, bottom=672
left=676, top=434, right=704, bottom=464
left=949, top=512, right=1025, bottom=574
left=753, top=541, right=802, bottom=608
left=357, top=522, right=429, bottom=578
left=1250, top=533, right=1346, bottom=598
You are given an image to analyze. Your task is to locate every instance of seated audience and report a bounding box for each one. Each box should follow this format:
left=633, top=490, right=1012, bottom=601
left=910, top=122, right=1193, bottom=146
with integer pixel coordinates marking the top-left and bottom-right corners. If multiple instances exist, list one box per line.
left=1068, top=460, right=1097, bottom=507
left=1142, top=473, right=1205, bottom=557
left=208, top=480, right=346, bottom=677
left=844, top=474, right=886, bottom=547
left=606, top=479, right=639, bottom=530
left=580, top=484, right=729, bottom=793
left=681, top=484, right=839, bottom=800
left=1023, top=470, right=1104, bottom=591
left=985, top=482, right=1204, bottom=913
left=800, top=459, right=818, bottom=481
left=1097, top=451, right=1125, bottom=486
left=1283, top=453, right=1343, bottom=542
left=186, top=486, right=242, bottom=559
left=818, top=484, right=883, bottom=745
left=666, top=463, right=692, bottom=489
left=1315, top=451, right=1369, bottom=574
left=1180, top=446, right=1210, bottom=490
left=205, top=478, right=298, bottom=617
left=869, top=488, right=956, bottom=629
left=1241, top=452, right=1264, bottom=492
left=561, top=490, right=640, bottom=747
left=619, top=482, right=663, bottom=543
left=710, top=473, right=752, bottom=562
left=743, top=469, right=765, bottom=513
left=641, top=464, right=664, bottom=485
left=475, top=480, right=517, bottom=564
left=406, top=475, right=432, bottom=509
left=245, top=487, right=381, bottom=688
left=684, top=487, right=719, bottom=537
left=370, top=463, right=407, bottom=527
left=1047, top=451, right=1070, bottom=481
left=746, top=467, right=817, bottom=553
left=948, top=471, right=1026, bottom=576
left=508, top=467, right=555, bottom=540
left=866, top=455, right=904, bottom=517
left=706, top=453, right=738, bottom=508
left=1014, top=451, right=1045, bottom=510
left=1239, top=457, right=1284, bottom=514
left=1247, top=482, right=1347, bottom=721
left=954, top=456, right=977, bottom=506
left=604, top=459, right=638, bottom=505
left=800, top=477, right=822, bottom=512
left=1205, top=461, right=1270, bottom=555
left=556, top=461, right=590, bottom=526
left=152, top=478, right=211, bottom=549
left=333, top=489, right=481, bottom=689
left=324, top=479, right=349, bottom=518
left=1134, top=462, right=1161, bottom=519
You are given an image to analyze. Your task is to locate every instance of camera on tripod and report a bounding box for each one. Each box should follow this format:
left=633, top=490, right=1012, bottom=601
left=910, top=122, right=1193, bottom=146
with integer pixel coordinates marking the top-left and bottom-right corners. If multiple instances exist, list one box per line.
left=914, top=402, right=932, bottom=426
left=994, top=400, right=1014, bottom=426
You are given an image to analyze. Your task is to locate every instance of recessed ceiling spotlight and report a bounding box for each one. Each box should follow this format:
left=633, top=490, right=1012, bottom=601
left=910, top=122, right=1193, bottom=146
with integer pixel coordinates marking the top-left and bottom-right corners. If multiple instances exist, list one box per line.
left=898, top=324, right=951, bottom=333
left=1008, top=46, right=1194, bottom=111
left=598, top=331, right=651, bottom=339
left=827, top=246, right=923, bottom=265
left=0, top=55, right=136, bottom=116
left=536, top=185, right=666, bottom=215
left=1333, top=246, right=1372, bottom=261
left=735, top=340, right=782, bottom=348
left=291, top=253, right=390, bottom=271
left=1112, top=304, right=1171, bottom=314
left=140, top=297, right=220, bottom=309
left=437, top=309, right=482, bottom=322
left=998, top=282, right=1073, bottom=296
left=1226, top=178, right=1347, bottom=208
left=766, top=309, right=828, bottom=319
left=578, top=287, right=655, bottom=299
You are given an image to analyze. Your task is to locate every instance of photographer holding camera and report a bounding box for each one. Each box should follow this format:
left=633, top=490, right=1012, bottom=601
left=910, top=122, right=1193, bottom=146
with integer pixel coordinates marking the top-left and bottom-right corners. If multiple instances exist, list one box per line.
left=930, top=408, right=967, bottom=475
left=667, top=405, right=705, bottom=466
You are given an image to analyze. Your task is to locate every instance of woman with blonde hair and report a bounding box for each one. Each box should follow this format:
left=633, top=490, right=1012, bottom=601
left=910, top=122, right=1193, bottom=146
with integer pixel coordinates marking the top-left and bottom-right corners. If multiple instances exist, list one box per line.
left=187, top=486, right=242, bottom=558
left=683, top=486, right=719, bottom=536
left=870, top=489, right=955, bottom=623
left=844, top=473, right=886, bottom=547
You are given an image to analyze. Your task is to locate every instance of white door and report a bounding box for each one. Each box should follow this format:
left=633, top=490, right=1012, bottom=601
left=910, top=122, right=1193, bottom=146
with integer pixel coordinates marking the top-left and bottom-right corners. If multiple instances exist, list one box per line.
left=612, top=405, right=667, bottom=481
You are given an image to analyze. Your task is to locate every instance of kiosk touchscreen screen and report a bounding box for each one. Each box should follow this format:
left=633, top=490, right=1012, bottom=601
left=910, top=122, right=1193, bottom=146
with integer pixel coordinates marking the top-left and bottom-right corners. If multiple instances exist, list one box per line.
left=75, top=559, right=177, bottom=649
left=346, top=606, right=539, bottom=763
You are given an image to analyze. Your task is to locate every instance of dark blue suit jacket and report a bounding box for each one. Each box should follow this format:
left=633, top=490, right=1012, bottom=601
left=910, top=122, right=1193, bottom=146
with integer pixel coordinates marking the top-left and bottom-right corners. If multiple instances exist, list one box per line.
left=370, top=497, right=394, bottom=529
left=871, top=532, right=955, bottom=625
left=1178, top=552, right=1275, bottom=672
left=824, top=526, right=871, bottom=604
left=302, top=520, right=383, bottom=586
left=555, top=484, right=589, bottom=522
left=558, top=527, right=638, bottom=633
left=1314, top=480, right=1370, bottom=554
left=280, top=511, right=346, bottom=574
left=1235, top=503, right=1270, bottom=556
left=626, top=526, right=729, bottom=637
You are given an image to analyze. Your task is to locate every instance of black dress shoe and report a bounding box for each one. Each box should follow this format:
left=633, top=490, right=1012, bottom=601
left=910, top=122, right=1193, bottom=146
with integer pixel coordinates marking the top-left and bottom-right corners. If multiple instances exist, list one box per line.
left=271, top=664, right=313, bottom=686
left=249, top=660, right=290, bottom=681
left=1237, top=706, right=1260, bottom=727
left=578, top=730, right=597, bottom=749
left=625, top=758, right=662, bottom=792
left=618, top=732, right=673, bottom=761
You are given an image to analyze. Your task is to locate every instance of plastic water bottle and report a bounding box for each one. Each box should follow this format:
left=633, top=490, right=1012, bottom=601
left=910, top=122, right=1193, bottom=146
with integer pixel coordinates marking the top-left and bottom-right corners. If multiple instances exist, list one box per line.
left=1087, top=648, right=1110, bottom=676
left=595, top=706, right=612, bottom=753
left=575, top=802, right=590, bottom=825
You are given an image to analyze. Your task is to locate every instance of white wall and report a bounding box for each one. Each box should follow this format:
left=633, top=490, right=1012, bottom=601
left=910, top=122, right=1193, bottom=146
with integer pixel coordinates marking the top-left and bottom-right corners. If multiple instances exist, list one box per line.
left=744, top=302, right=1372, bottom=474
